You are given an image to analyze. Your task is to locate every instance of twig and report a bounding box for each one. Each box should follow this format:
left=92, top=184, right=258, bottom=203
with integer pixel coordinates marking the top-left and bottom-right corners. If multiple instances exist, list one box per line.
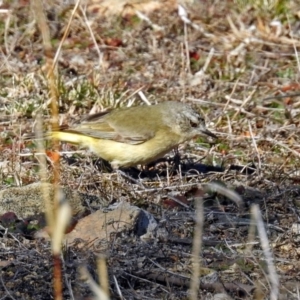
left=189, top=188, right=204, bottom=300
left=251, top=205, right=279, bottom=300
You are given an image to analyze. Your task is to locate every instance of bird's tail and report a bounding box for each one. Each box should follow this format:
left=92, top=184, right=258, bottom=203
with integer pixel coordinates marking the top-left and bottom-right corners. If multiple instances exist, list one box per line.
left=50, top=130, right=92, bottom=146
left=23, top=129, right=90, bottom=146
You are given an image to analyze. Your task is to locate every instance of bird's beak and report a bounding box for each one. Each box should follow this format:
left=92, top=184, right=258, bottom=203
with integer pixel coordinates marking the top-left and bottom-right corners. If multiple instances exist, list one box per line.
left=201, top=128, right=217, bottom=139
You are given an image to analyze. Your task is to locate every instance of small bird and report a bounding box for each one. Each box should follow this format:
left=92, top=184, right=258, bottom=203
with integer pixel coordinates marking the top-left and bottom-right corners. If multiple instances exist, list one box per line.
left=50, top=101, right=216, bottom=169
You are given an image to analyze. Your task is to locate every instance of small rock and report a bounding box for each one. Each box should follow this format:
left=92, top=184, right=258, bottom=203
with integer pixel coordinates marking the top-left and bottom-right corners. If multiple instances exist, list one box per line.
left=66, top=201, right=157, bottom=245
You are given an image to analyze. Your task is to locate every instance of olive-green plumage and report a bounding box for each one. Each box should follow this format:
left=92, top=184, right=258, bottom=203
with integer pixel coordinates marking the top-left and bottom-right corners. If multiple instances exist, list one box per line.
left=51, top=101, right=216, bottom=168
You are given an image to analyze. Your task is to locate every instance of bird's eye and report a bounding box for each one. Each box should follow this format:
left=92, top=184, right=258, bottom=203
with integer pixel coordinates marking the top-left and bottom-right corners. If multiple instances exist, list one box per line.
left=190, top=121, right=198, bottom=128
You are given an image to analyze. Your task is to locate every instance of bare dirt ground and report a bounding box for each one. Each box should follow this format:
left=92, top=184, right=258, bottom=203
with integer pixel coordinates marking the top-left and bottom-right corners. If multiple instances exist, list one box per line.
left=1, top=0, right=300, bottom=299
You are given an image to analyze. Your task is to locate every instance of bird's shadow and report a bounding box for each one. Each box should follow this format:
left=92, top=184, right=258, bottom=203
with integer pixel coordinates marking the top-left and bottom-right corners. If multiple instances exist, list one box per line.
left=124, top=160, right=256, bottom=180
left=62, top=155, right=256, bottom=181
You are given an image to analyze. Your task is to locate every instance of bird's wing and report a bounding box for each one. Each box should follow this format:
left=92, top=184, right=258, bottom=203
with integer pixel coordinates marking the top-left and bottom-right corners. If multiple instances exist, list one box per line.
left=66, top=111, right=155, bottom=145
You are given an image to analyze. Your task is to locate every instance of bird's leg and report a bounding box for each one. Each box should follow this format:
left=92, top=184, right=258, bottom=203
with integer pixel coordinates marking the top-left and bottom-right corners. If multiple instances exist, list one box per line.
left=116, top=169, right=145, bottom=188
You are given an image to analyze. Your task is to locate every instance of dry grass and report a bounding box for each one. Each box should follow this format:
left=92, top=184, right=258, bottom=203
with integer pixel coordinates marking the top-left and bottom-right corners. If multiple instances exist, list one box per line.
left=1, top=0, right=300, bottom=299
